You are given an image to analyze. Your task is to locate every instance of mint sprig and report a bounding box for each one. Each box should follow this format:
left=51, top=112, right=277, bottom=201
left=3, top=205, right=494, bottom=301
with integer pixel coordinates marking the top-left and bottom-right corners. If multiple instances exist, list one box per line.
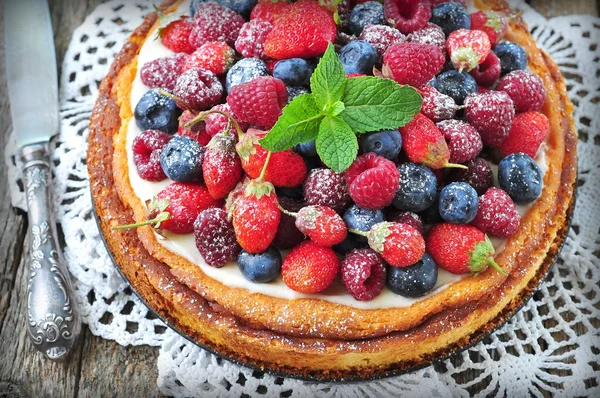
left=259, top=43, right=422, bottom=173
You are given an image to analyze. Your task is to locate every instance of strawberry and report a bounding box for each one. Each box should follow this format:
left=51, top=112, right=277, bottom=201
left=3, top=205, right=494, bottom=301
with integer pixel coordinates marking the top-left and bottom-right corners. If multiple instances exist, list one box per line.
left=426, top=223, right=507, bottom=275
left=203, top=132, right=243, bottom=200
left=250, top=0, right=290, bottom=25
left=159, top=17, right=196, bottom=54
left=282, top=241, right=340, bottom=293
left=470, top=10, right=508, bottom=46
left=364, top=222, right=425, bottom=267
left=382, top=42, right=445, bottom=88
left=499, top=111, right=549, bottom=158
left=294, top=205, right=347, bottom=247
left=183, top=41, right=236, bottom=76
left=446, top=29, right=491, bottom=72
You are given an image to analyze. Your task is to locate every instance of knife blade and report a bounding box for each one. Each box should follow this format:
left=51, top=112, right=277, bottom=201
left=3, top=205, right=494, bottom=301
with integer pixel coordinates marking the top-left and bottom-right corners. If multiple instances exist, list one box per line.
left=4, top=0, right=81, bottom=360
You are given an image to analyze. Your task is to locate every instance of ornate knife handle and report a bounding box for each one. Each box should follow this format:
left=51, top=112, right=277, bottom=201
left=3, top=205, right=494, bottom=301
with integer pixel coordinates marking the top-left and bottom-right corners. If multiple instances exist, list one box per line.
left=21, top=143, right=81, bottom=360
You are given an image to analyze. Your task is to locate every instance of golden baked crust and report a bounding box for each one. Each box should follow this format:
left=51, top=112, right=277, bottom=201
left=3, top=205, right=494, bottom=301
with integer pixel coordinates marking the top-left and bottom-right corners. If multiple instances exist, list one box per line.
left=88, top=0, right=577, bottom=379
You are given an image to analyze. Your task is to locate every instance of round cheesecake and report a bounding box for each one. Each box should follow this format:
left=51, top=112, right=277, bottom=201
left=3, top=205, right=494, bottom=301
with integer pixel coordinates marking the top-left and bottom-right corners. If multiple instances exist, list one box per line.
left=88, top=0, right=577, bottom=379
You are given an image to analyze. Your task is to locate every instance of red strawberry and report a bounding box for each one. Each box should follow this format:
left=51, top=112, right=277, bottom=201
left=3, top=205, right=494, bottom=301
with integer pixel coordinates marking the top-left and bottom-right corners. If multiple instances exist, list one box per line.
left=464, top=91, right=515, bottom=147
left=426, top=223, right=507, bottom=275
left=203, top=132, right=243, bottom=200
left=227, top=76, right=288, bottom=130
left=295, top=205, right=347, bottom=247
left=160, top=17, right=195, bottom=54
left=446, top=29, right=491, bottom=72
left=178, top=110, right=211, bottom=146
left=231, top=180, right=281, bottom=253
left=359, top=24, right=406, bottom=58
left=383, top=0, right=431, bottom=35
left=235, top=19, right=273, bottom=60
left=469, top=51, right=501, bottom=87
left=250, top=0, right=290, bottom=25
left=263, top=2, right=337, bottom=60
left=194, top=208, right=241, bottom=268
left=189, top=2, right=244, bottom=48
left=344, top=153, right=400, bottom=210
left=366, top=222, right=425, bottom=267
left=471, top=187, right=520, bottom=238
left=470, top=10, right=508, bottom=46
left=183, top=41, right=236, bottom=76
left=341, top=249, right=387, bottom=301
left=140, top=53, right=189, bottom=91
left=499, top=111, right=549, bottom=158
left=496, top=70, right=547, bottom=113
left=382, top=42, right=445, bottom=88
left=282, top=241, right=339, bottom=293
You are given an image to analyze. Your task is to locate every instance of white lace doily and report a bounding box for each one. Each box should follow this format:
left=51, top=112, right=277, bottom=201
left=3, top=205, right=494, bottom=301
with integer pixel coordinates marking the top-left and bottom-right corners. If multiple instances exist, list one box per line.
left=5, top=1, right=600, bottom=396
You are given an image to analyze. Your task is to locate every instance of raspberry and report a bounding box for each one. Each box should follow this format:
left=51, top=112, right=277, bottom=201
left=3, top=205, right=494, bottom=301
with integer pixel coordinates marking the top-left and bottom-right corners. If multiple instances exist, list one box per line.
left=205, top=103, right=249, bottom=137
left=436, top=119, right=482, bottom=164
left=464, top=91, right=515, bottom=147
left=303, top=168, right=352, bottom=213
left=448, top=157, right=493, bottom=195
left=272, top=197, right=305, bottom=250
left=132, top=130, right=172, bottom=181
left=496, top=70, right=547, bottom=113
left=407, top=23, right=445, bottom=50
left=446, top=29, right=491, bottom=72
left=178, top=110, right=211, bottom=146
left=160, top=17, right=196, bottom=54
left=189, top=2, right=244, bottom=48
left=470, top=10, right=508, bottom=46
left=388, top=211, right=424, bottom=236
left=383, top=42, right=445, bottom=88
left=359, top=24, right=406, bottom=58
left=282, top=241, right=340, bottom=294
left=367, top=222, right=425, bottom=267
left=341, top=249, right=387, bottom=301
left=183, top=41, right=236, bottom=76
left=250, top=0, right=290, bottom=25
left=140, top=53, right=188, bottom=91
left=499, top=111, right=549, bottom=158
left=420, top=85, right=457, bottom=122
left=472, top=187, right=520, bottom=238
left=235, top=20, right=273, bottom=60
left=383, top=0, right=431, bottom=34
left=173, top=68, right=223, bottom=111
left=469, top=51, right=501, bottom=87
left=345, top=153, right=399, bottom=210
left=194, top=208, right=241, bottom=268
left=227, top=76, right=288, bottom=129
left=295, top=205, right=348, bottom=247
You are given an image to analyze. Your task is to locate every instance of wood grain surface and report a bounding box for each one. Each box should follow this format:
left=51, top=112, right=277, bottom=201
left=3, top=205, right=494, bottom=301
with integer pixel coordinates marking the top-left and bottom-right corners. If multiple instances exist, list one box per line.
left=0, top=1, right=596, bottom=397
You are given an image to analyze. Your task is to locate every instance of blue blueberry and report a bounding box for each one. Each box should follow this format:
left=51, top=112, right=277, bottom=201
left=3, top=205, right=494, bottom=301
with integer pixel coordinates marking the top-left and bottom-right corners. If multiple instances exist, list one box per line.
left=430, top=2, right=471, bottom=36
left=333, top=236, right=367, bottom=255
left=498, top=153, right=542, bottom=204
left=191, top=0, right=256, bottom=17
left=360, top=130, right=402, bottom=160
left=160, top=136, right=204, bottom=182
left=393, top=163, right=437, bottom=212
left=273, top=58, right=314, bottom=87
left=134, top=89, right=182, bottom=134
left=436, top=70, right=478, bottom=105
left=349, top=1, right=385, bottom=35
left=237, top=247, right=282, bottom=283
left=419, top=194, right=442, bottom=224
left=294, top=140, right=317, bottom=157
left=493, top=41, right=528, bottom=76
left=339, top=40, right=379, bottom=76
left=226, top=58, right=269, bottom=93
left=386, top=253, right=438, bottom=298
left=287, top=86, right=310, bottom=102
left=439, top=182, right=479, bottom=224
left=343, top=205, right=385, bottom=242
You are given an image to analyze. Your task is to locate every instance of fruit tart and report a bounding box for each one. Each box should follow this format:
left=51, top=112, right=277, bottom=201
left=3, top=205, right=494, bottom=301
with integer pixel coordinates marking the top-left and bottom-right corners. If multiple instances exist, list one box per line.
left=88, top=0, right=577, bottom=379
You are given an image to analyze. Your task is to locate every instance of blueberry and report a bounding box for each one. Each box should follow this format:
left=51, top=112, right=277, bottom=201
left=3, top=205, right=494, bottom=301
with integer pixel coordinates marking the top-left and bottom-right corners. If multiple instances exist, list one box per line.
left=237, top=247, right=282, bottom=283
left=134, top=89, right=182, bottom=134
left=339, top=40, right=379, bottom=75
left=276, top=186, right=304, bottom=199
left=360, top=130, right=402, bottom=160
left=191, top=0, right=256, bottom=17
left=273, top=58, right=314, bottom=87
left=393, top=163, right=437, bottom=212
left=226, top=58, right=269, bottom=92
left=294, top=140, right=317, bottom=157
left=159, top=136, right=204, bottom=182
left=439, top=182, right=479, bottom=224
left=436, top=70, right=478, bottom=105
left=386, top=253, right=438, bottom=298
left=334, top=235, right=367, bottom=255
left=493, top=41, right=528, bottom=76
left=343, top=204, right=385, bottom=242
left=498, top=153, right=542, bottom=204
left=287, top=86, right=310, bottom=102
left=419, top=194, right=442, bottom=224
left=349, top=1, right=385, bottom=35
left=430, top=2, right=471, bottom=36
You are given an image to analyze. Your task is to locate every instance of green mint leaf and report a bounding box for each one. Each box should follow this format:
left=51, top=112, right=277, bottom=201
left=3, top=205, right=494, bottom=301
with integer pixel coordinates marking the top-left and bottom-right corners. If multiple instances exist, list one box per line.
left=340, top=76, right=422, bottom=133
left=316, top=116, right=358, bottom=173
left=259, top=94, right=323, bottom=152
left=310, top=43, right=347, bottom=111
left=324, top=100, right=345, bottom=117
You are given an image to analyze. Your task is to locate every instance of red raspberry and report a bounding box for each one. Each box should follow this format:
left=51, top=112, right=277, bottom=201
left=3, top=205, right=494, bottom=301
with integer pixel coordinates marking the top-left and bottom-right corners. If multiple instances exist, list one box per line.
left=436, top=119, right=483, bottom=164
left=407, top=23, right=445, bottom=50
left=178, top=110, right=211, bottom=146
left=250, top=0, right=290, bottom=25
left=446, top=29, right=491, bottom=72
left=472, top=187, right=520, bottom=238
left=132, top=130, right=172, bottom=181
left=303, top=168, right=351, bottom=213
left=496, top=70, right=547, bottom=113
left=420, top=85, right=457, bottom=122
left=384, top=0, right=431, bottom=35
left=399, top=113, right=457, bottom=169
left=359, top=24, right=406, bottom=58
left=156, top=182, right=224, bottom=234
left=295, top=205, right=347, bottom=247
left=235, top=20, right=273, bottom=60
left=464, top=91, right=515, bottom=147
left=477, top=85, right=490, bottom=94
left=382, top=42, right=445, bottom=88
left=140, top=53, right=188, bottom=91
left=160, top=17, right=195, bottom=54
left=194, top=208, right=241, bottom=268
left=189, top=3, right=244, bottom=48
left=272, top=197, right=305, bottom=250
left=173, top=68, right=223, bottom=111
left=345, top=153, right=399, bottom=210
left=341, top=249, right=387, bottom=301
left=203, top=133, right=242, bottom=200
left=470, top=10, right=508, bottom=46
left=205, top=103, right=249, bottom=137
left=499, top=111, right=549, bottom=158
left=448, top=157, right=493, bottom=195
left=367, top=222, right=425, bottom=267
left=282, top=241, right=339, bottom=294
left=469, top=51, right=501, bottom=87
left=388, top=211, right=424, bottom=236
left=227, top=76, right=288, bottom=129
left=183, top=41, right=236, bottom=76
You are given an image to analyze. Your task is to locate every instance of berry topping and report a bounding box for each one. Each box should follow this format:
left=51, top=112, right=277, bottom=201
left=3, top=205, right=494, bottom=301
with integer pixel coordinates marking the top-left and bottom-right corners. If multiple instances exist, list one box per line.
left=386, top=253, right=438, bottom=297
left=430, top=2, right=471, bottom=36
left=446, top=29, right=491, bottom=72
left=235, top=19, right=273, bottom=60
left=493, top=41, right=528, bottom=76
left=439, top=182, right=479, bottom=224
left=496, top=70, right=547, bottom=113
left=343, top=204, right=385, bottom=242
left=160, top=135, right=205, bottom=182
left=203, top=132, right=243, bottom=200
left=341, top=249, right=387, bottom=301
left=448, top=157, right=494, bottom=195
left=345, top=153, right=400, bottom=210
left=237, top=247, right=282, bottom=283
left=359, top=129, right=402, bottom=160
left=194, top=207, right=242, bottom=268
left=469, top=51, right=501, bottom=87
left=272, top=197, right=305, bottom=249
left=407, top=23, right=446, bottom=50
left=339, top=41, right=380, bottom=76
left=159, top=17, right=196, bottom=54
left=436, top=119, right=482, bottom=164
left=295, top=205, right=348, bottom=247
left=382, top=42, right=445, bottom=88
left=189, top=2, right=244, bottom=48
left=178, top=110, right=212, bottom=146
left=383, top=0, right=431, bottom=35
left=141, top=53, right=188, bottom=91
left=349, top=1, right=385, bottom=36
left=227, top=76, right=288, bottom=129
left=420, top=85, right=458, bottom=123
left=132, top=130, right=172, bottom=181
left=498, top=153, right=542, bottom=204
left=388, top=210, right=424, bottom=236
left=282, top=241, right=340, bottom=294
left=273, top=58, right=314, bottom=87
left=250, top=0, right=290, bottom=25
left=173, top=68, right=223, bottom=111
left=359, top=24, right=406, bottom=58
left=499, top=111, right=549, bottom=158
left=470, top=10, right=508, bottom=46
left=303, top=168, right=352, bottom=213
left=184, top=41, right=236, bottom=76
left=464, top=91, right=515, bottom=147
left=134, top=89, right=182, bottom=134
left=392, top=162, right=437, bottom=212
left=436, top=70, right=478, bottom=105
left=366, top=222, right=425, bottom=267
left=204, top=103, right=249, bottom=137
left=472, top=187, right=520, bottom=238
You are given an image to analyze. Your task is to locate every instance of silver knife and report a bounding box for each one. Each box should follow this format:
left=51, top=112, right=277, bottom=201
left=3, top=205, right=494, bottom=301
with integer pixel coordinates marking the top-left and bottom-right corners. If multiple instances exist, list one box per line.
left=4, top=0, right=81, bottom=360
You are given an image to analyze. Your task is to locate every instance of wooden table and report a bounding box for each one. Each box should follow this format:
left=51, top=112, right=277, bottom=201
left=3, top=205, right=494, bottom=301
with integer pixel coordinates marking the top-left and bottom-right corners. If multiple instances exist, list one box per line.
left=0, top=1, right=597, bottom=397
